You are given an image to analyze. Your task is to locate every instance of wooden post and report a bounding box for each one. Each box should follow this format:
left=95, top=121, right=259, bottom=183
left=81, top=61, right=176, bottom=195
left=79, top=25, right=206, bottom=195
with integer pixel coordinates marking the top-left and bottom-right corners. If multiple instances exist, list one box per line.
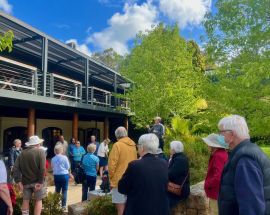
left=73, top=112, right=78, bottom=141
left=124, top=116, right=129, bottom=134
left=104, top=117, right=109, bottom=139
left=27, top=108, right=35, bottom=137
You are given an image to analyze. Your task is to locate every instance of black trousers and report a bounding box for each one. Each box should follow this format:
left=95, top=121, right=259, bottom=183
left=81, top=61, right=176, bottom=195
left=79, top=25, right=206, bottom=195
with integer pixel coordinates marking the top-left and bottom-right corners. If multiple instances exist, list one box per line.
left=0, top=198, right=8, bottom=214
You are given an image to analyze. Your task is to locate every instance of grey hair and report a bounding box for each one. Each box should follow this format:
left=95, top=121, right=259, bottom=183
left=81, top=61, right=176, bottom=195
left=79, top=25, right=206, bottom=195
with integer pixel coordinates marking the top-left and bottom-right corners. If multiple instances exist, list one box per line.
left=138, top=133, right=159, bottom=154
left=115, top=126, right=128, bottom=139
left=170, top=141, right=184, bottom=153
left=218, top=115, right=250, bottom=139
left=54, top=144, right=63, bottom=154
left=13, top=139, right=21, bottom=145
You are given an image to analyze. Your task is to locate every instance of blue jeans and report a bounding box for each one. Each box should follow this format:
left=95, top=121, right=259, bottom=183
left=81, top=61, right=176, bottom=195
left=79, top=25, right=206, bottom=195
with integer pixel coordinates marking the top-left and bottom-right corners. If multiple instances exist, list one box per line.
left=82, top=175, right=96, bottom=201
left=54, top=174, right=69, bottom=207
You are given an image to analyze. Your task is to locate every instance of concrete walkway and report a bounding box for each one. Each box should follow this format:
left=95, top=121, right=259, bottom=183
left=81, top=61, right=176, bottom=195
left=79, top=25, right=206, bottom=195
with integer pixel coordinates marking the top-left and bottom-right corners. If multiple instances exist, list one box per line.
left=47, top=178, right=102, bottom=206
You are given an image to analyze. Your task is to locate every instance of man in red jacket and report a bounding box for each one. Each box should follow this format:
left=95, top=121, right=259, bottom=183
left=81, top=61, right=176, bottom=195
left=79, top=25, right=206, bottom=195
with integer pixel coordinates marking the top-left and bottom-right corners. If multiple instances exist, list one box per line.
left=202, top=133, right=228, bottom=215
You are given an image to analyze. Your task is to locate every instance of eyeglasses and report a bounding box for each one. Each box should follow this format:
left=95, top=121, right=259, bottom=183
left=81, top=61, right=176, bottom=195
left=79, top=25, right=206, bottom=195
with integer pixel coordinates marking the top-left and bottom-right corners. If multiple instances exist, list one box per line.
left=219, top=129, right=232, bottom=134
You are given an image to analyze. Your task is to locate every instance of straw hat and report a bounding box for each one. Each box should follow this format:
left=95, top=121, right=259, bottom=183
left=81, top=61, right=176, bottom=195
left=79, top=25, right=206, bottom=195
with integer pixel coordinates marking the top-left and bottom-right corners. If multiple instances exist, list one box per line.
left=25, top=135, right=44, bottom=147
left=202, top=133, right=228, bottom=149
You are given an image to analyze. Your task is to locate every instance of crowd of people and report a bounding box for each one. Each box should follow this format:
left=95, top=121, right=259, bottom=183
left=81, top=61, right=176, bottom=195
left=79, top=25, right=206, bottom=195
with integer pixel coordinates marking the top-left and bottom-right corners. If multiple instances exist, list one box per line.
left=0, top=114, right=270, bottom=215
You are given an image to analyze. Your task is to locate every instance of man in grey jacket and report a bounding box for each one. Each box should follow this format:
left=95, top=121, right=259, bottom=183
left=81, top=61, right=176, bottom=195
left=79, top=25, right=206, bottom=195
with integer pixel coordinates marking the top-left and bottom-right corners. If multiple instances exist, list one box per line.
left=147, top=116, right=165, bottom=150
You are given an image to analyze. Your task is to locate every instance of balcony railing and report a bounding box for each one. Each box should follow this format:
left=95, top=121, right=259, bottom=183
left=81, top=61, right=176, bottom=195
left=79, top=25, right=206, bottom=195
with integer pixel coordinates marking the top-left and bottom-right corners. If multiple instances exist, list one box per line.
left=0, top=56, right=37, bottom=94
left=0, top=56, right=129, bottom=111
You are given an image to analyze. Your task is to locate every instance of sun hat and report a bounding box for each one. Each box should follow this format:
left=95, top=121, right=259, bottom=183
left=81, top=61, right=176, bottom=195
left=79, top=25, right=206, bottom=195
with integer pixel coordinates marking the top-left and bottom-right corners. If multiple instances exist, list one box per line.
left=202, top=133, right=228, bottom=149
left=25, top=135, right=44, bottom=147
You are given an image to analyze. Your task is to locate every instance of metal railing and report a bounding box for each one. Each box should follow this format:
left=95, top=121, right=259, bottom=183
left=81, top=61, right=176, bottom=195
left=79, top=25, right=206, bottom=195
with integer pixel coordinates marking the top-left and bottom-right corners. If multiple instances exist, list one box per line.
left=0, top=56, right=129, bottom=111
left=0, top=56, right=37, bottom=94
left=87, top=86, right=112, bottom=107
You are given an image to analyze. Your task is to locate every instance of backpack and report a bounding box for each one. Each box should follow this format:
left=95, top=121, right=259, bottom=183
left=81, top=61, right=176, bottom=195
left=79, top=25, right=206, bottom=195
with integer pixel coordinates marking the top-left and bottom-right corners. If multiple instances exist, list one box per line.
left=100, top=170, right=110, bottom=193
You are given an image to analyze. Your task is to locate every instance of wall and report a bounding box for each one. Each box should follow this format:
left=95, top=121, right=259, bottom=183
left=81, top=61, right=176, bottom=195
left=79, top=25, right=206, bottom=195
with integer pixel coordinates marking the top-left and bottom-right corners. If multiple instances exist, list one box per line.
left=0, top=117, right=105, bottom=152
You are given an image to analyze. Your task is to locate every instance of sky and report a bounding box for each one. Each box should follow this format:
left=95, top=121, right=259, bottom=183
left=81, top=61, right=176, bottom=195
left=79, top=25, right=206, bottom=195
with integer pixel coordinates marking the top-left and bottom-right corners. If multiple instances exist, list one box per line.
left=0, top=0, right=215, bottom=56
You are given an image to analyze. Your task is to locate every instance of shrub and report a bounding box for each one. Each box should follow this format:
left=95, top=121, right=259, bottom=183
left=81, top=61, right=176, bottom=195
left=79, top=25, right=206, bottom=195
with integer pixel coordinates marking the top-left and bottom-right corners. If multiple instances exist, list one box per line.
left=85, top=195, right=117, bottom=215
left=165, top=116, right=209, bottom=185
left=13, top=188, right=63, bottom=215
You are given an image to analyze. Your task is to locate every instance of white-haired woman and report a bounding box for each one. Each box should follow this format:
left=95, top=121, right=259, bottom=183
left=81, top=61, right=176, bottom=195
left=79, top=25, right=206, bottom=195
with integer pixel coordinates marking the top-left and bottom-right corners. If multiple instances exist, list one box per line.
left=168, top=141, right=190, bottom=209
left=51, top=144, right=72, bottom=210
left=81, top=143, right=99, bottom=201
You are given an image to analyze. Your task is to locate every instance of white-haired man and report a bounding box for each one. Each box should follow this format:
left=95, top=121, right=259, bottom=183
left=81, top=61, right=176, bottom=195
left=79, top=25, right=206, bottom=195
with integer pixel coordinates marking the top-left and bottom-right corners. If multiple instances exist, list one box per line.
left=108, top=127, right=137, bottom=215
left=13, top=135, right=46, bottom=215
left=217, top=115, right=270, bottom=215
left=147, top=116, right=165, bottom=150
left=118, top=133, right=169, bottom=215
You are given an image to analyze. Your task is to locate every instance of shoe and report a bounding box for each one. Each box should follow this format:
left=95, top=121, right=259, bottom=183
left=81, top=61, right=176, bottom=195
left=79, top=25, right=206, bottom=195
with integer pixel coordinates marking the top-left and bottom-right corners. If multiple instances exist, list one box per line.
left=62, top=206, right=67, bottom=211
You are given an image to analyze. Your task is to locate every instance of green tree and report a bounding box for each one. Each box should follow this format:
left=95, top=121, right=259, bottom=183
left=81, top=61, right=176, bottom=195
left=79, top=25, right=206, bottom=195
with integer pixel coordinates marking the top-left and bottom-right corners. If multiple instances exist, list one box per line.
left=203, top=0, right=270, bottom=140
left=187, top=40, right=206, bottom=73
left=0, top=30, right=14, bottom=52
left=120, top=24, right=206, bottom=127
left=92, top=48, right=124, bottom=71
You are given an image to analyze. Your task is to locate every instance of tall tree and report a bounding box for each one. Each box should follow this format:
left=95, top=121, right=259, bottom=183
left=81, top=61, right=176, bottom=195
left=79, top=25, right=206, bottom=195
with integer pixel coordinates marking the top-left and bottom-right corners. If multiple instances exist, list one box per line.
left=203, top=0, right=270, bottom=139
left=120, top=24, right=206, bottom=127
left=92, top=48, right=124, bottom=71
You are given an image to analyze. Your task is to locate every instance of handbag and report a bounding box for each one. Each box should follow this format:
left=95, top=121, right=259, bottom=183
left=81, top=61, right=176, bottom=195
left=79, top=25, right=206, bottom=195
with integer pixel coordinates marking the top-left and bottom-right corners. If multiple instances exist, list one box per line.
left=167, top=172, right=189, bottom=196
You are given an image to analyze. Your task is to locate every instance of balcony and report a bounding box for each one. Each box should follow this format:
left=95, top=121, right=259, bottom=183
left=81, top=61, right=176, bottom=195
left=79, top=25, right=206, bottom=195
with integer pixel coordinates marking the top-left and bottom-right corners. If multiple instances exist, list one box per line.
left=0, top=56, right=129, bottom=112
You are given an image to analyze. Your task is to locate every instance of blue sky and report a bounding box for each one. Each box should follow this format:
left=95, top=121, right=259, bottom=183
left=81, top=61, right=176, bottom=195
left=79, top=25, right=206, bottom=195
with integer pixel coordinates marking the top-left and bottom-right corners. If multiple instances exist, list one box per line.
left=0, top=0, right=215, bottom=55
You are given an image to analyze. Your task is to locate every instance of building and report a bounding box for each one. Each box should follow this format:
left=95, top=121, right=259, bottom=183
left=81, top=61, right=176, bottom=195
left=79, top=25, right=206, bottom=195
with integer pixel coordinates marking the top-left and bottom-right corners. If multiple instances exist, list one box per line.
left=0, top=12, right=132, bottom=157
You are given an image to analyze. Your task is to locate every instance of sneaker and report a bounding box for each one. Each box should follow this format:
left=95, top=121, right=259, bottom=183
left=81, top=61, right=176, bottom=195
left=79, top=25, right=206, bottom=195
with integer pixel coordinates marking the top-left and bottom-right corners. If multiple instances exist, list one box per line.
left=62, top=206, right=67, bottom=211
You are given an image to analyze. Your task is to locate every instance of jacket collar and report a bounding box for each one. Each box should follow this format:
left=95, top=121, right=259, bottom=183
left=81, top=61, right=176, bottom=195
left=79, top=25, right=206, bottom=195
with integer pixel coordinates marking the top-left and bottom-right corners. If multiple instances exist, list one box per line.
left=141, top=153, right=155, bottom=159
left=229, top=139, right=251, bottom=158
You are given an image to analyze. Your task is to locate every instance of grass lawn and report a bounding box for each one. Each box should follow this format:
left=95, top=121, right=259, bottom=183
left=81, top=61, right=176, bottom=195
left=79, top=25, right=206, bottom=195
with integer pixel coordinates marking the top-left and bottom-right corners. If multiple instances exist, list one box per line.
left=261, top=146, right=270, bottom=158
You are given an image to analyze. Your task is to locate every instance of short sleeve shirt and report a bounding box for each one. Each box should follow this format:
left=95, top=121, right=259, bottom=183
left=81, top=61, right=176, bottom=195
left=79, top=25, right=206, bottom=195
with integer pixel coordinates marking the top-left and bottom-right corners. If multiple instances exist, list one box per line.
left=0, top=160, right=7, bottom=183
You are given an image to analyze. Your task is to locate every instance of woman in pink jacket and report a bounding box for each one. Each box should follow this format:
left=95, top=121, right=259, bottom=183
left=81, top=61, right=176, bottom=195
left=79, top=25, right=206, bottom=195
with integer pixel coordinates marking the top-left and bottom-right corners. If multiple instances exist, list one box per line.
left=202, top=133, right=228, bottom=215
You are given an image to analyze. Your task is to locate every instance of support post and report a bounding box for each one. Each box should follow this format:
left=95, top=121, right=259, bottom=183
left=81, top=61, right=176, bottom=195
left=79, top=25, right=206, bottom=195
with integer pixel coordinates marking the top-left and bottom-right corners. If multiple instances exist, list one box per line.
left=124, top=116, right=129, bottom=134
left=72, top=112, right=79, bottom=141
left=104, top=117, right=109, bottom=139
left=42, top=37, right=48, bottom=96
left=85, top=59, right=89, bottom=103
left=27, top=108, right=35, bottom=137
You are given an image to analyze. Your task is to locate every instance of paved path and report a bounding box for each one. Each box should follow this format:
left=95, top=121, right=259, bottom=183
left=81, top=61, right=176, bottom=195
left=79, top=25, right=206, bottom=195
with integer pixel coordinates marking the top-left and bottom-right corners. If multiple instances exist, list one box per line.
left=47, top=178, right=102, bottom=206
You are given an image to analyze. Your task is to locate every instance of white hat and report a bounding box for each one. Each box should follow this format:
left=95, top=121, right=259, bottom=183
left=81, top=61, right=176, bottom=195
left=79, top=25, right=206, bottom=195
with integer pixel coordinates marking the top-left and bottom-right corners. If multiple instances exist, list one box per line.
left=202, top=133, right=228, bottom=149
left=25, top=135, right=44, bottom=147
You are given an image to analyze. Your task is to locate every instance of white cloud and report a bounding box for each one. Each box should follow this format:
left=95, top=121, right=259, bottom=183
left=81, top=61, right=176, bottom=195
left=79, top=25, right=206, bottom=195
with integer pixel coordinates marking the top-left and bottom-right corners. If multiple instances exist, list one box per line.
left=159, top=0, right=211, bottom=28
left=0, top=0, right=12, bottom=14
left=87, top=1, right=158, bottom=55
left=65, top=39, right=92, bottom=56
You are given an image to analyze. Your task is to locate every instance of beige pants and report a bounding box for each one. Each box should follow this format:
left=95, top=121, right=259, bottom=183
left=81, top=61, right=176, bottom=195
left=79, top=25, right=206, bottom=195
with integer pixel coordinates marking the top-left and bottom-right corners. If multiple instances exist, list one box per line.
left=209, top=198, right=218, bottom=215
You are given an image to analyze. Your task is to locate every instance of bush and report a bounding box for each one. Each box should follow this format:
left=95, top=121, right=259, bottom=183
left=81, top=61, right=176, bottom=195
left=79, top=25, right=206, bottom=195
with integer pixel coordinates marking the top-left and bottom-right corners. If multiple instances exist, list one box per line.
left=13, top=188, right=64, bottom=215
left=165, top=116, right=209, bottom=185
left=85, top=195, right=117, bottom=215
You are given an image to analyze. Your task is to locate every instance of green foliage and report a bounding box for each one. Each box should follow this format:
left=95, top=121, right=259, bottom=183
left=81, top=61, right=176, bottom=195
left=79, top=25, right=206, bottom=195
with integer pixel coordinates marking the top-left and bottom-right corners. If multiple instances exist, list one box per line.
left=203, top=0, right=270, bottom=139
left=92, top=48, right=124, bottom=71
left=85, top=195, right=117, bottom=215
left=261, top=146, right=270, bottom=158
left=120, top=24, right=206, bottom=127
left=165, top=116, right=209, bottom=184
left=187, top=40, right=206, bottom=73
left=13, top=191, right=64, bottom=215
left=0, top=30, right=14, bottom=52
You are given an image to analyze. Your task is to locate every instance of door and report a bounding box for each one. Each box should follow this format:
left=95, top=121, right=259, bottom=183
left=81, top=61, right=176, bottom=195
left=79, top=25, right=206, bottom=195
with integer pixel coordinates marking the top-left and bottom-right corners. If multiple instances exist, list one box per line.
left=42, top=127, right=62, bottom=158
left=3, top=126, right=27, bottom=155
left=85, top=128, right=100, bottom=144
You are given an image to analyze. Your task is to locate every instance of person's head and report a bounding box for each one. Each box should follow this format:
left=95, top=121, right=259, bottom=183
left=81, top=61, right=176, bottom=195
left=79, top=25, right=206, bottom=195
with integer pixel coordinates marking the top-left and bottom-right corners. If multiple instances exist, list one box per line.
left=103, top=138, right=110, bottom=145
left=218, top=115, right=250, bottom=150
left=137, top=134, right=159, bottom=157
left=70, top=138, right=76, bottom=144
left=54, top=144, right=63, bottom=155
left=13, top=139, right=22, bottom=148
left=202, top=133, right=228, bottom=153
left=59, top=135, right=64, bottom=142
left=87, top=143, right=96, bottom=153
left=115, top=127, right=128, bottom=140
left=76, top=141, right=81, bottom=148
left=90, top=135, right=96, bottom=143
left=25, top=135, right=43, bottom=148
left=154, top=116, right=161, bottom=124
left=170, top=141, right=184, bottom=155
